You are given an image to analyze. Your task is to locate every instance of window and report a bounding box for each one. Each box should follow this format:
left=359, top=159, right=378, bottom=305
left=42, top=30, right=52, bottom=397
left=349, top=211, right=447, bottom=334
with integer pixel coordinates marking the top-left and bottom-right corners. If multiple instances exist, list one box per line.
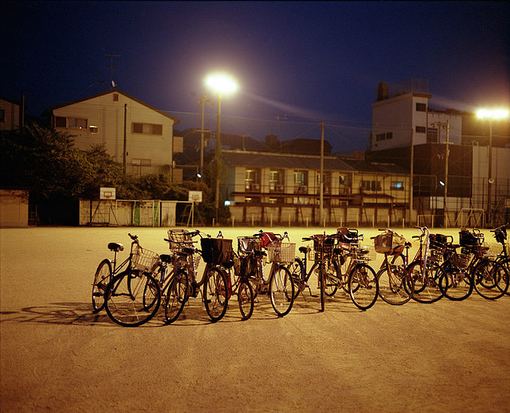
left=361, top=180, right=381, bottom=192
left=376, top=132, right=393, bottom=141
left=55, top=116, right=87, bottom=129
left=245, top=169, right=260, bottom=191
left=427, top=128, right=438, bottom=143
left=89, top=125, right=99, bottom=134
left=0, top=109, right=4, bottom=123
left=132, top=123, right=163, bottom=135
left=269, top=169, right=283, bottom=191
left=294, top=171, right=308, bottom=193
left=391, top=181, right=404, bottom=190
left=113, top=93, right=119, bottom=101
left=416, top=126, right=426, bottom=133
left=416, top=103, right=427, bottom=112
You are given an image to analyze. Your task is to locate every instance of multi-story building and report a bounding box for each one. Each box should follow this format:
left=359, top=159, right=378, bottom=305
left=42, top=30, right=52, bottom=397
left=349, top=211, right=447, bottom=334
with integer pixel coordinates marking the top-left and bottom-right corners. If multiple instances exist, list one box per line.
left=221, top=149, right=410, bottom=226
left=46, top=89, right=183, bottom=180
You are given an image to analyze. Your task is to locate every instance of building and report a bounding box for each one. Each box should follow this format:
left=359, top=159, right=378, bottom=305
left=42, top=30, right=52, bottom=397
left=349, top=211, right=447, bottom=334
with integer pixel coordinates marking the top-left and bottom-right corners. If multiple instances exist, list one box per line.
left=45, top=89, right=183, bottom=180
left=0, top=96, right=21, bottom=131
left=221, top=149, right=410, bottom=226
left=370, top=79, right=510, bottom=226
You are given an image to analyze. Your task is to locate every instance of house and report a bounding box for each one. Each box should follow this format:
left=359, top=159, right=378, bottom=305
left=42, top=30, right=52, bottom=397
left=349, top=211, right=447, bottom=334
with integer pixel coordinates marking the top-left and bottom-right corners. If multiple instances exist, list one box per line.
left=220, top=149, right=410, bottom=226
left=45, top=89, right=184, bottom=180
left=0, top=96, right=21, bottom=131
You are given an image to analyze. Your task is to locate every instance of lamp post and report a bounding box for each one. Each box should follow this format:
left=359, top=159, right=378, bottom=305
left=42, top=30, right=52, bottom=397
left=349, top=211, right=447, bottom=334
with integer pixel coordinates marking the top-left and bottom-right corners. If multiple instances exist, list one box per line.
left=205, top=73, right=238, bottom=224
left=476, top=108, right=509, bottom=224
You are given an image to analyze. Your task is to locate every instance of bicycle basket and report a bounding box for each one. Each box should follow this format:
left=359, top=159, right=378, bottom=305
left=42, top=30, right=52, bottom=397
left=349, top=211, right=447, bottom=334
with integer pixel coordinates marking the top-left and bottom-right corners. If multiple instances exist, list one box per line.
left=267, top=242, right=296, bottom=263
left=237, top=236, right=261, bottom=254
left=132, top=244, right=160, bottom=273
left=373, top=230, right=405, bottom=255
left=201, top=237, right=234, bottom=265
left=429, top=233, right=450, bottom=252
left=312, top=235, right=335, bottom=260
left=459, top=229, right=482, bottom=247
left=167, top=229, right=193, bottom=252
left=452, top=252, right=471, bottom=269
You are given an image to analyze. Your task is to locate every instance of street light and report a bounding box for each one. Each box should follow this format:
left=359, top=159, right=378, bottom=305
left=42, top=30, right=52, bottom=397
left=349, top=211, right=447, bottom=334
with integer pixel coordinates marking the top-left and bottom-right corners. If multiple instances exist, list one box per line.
left=205, top=73, right=238, bottom=224
left=476, top=108, right=509, bottom=224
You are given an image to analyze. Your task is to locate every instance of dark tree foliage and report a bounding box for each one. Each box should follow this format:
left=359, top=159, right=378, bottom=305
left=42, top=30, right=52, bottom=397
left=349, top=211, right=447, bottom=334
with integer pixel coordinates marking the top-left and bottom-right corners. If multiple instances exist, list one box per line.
left=0, top=124, right=221, bottom=225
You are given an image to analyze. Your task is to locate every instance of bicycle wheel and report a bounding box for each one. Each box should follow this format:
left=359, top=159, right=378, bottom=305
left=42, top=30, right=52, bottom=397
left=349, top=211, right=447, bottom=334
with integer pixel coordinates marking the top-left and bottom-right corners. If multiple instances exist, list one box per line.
left=324, top=260, right=339, bottom=297
left=269, top=265, right=295, bottom=317
left=377, top=254, right=413, bottom=305
left=439, top=266, right=473, bottom=301
left=203, top=267, right=228, bottom=322
left=92, top=259, right=112, bottom=313
left=164, top=269, right=189, bottom=324
left=287, top=259, right=305, bottom=299
left=408, top=260, right=444, bottom=304
left=238, top=279, right=254, bottom=320
left=348, top=263, right=378, bottom=310
left=473, top=259, right=509, bottom=300
left=319, top=264, right=326, bottom=312
left=105, top=270, right=161, bottom=327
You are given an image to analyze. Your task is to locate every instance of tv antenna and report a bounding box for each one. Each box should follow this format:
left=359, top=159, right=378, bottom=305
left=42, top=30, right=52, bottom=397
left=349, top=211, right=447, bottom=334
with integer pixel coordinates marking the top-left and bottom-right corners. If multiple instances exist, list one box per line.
left=105, top=53, right=121, bottom=88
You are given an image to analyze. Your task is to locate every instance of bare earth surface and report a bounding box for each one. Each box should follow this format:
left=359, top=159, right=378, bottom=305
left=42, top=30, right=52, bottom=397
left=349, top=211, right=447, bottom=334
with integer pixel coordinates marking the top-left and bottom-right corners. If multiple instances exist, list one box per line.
left=1, top=226, right=509, bottom=412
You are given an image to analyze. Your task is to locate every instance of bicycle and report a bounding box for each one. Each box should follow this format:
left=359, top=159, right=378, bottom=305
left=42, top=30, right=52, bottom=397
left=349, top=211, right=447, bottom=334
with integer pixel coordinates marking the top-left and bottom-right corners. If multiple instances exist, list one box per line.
left=372, top=229, right=414, bottom=305
left=407, top=227, right=444, bottom=304
left=468, top=226, right=509, bottom=300
left=100, top=234, right=161, bottom=327
left=242, top=230, right=295, bottom=317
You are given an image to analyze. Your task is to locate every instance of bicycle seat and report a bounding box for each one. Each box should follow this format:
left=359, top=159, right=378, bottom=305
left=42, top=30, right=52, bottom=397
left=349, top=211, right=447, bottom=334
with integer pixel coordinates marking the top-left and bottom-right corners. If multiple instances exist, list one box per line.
left=254, top=250, right=266, bottom=257
left=108, top=242, right=124, bottom=252
left=160, top=254, right=172, bottom=263
left=299, top=246, right=310, bottom=254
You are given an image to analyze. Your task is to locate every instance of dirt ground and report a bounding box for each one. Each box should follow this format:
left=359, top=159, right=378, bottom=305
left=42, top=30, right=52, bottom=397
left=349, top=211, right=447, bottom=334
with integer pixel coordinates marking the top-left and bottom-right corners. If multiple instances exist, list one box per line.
left=1, top=226, right=509, bottom=413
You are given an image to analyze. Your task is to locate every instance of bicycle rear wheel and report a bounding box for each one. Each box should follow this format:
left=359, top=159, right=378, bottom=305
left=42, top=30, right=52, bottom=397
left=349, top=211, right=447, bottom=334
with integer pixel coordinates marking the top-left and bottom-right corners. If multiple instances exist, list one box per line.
left=238, top=279, right=254, bottom=320
left=203, top=267, right=229, bottom=322
left=348, top=263, right=378, bottom=310
left=105, top=270, right=161, bottom=327
left=377, top=254, right=413, bottom=305
left=164, top=269, right=189, bottom=324
left=92, top=259, right=112, bottom=312
left=473, top=259, right=509, bottom=300
left=269, top=265, right=295, bottom=317
left=439, top=266, right=473, bottom=301
left=408, top=261, right=444, bottom=304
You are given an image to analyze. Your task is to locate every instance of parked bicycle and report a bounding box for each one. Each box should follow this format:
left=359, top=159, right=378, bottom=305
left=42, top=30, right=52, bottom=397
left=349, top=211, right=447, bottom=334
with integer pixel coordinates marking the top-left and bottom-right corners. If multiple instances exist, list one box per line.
left=163, top=229, right=230, bottom=323
left=407, top=227, right=444, bottom=304
left=239, top=230, right=295, bottom=317
left=372, top=229, right=414, bottom=305
left=95, top=234, right=161, bottom=327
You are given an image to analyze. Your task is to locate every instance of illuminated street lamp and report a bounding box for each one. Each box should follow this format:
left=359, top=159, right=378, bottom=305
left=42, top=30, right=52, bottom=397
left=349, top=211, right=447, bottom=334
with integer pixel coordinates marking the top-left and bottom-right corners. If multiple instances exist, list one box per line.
left=205, top=73, right=238, bottom=224
left=476, top=108, right=509, bottom=224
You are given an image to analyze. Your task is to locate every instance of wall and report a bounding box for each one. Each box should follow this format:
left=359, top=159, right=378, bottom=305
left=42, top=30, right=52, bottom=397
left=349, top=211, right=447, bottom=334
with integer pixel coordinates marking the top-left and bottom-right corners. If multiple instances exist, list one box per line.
left=0, top=190, right=28, bottom=227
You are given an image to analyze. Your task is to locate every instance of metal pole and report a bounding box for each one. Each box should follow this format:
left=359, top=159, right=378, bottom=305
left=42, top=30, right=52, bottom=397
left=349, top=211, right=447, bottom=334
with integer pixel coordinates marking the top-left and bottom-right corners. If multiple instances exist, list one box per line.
left=444, top=120, right=450, bottom=227
left=487, top=120, right=493, bottom=224
left=320, top=121, right=324, bottom=225
left=215, top=94, right=222, bottom=224
left=409, top=129, right=414, bottom=225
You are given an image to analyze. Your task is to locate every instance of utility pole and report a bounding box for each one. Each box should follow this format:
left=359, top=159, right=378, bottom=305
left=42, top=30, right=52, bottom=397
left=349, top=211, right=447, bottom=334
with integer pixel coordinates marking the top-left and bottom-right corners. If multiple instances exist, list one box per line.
left=195, top=94, right=211, bottom=177
left=105, top=53, right=121, bottom=87
left=444, top=120, right=450, bottom=227
left=319, top=121, right=324, bottom=226
left=409, top=129, right=414, bottom=225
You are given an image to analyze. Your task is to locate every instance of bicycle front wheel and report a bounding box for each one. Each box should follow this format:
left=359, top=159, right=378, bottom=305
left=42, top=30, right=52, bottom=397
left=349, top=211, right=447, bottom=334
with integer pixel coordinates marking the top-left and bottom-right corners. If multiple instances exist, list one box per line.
left=377, top=254, right=413, bottom=305
left=348, top=263, right=378, bottom=310
left=238, top=279, right=254, bottom=320
left=105, top=271, right=161, bottom=327
left=164, top=269, right=189, bottom=324
left=439, top=266, right=473, bottom=301
left=92, top=259, right=112, bottom=312
left=203, top=267, right=229, bottom=322
left=473, top=259, right=509, bottom=300
left=408, top=261, right=444, bottom=304
left=269, top=265, right=295, bottom=317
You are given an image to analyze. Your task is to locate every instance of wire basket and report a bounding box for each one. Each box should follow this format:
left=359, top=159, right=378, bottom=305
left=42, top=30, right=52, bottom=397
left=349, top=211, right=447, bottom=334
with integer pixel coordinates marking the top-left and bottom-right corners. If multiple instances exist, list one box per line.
left=132, top=244, right=160, bottom=273
left=452, top=252, right=471, bottom=269
left=267, top=242, right=296, bottom=263
left=167, top=229, right=193, bottom=252
left=310, top=237, right=335, bottom=261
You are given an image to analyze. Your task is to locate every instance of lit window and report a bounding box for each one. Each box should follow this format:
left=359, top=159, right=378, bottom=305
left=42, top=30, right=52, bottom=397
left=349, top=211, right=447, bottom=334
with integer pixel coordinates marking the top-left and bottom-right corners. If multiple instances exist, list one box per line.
left=391, top=181, right=404, bottom=190
left=89, top=125, right=99, bottom=134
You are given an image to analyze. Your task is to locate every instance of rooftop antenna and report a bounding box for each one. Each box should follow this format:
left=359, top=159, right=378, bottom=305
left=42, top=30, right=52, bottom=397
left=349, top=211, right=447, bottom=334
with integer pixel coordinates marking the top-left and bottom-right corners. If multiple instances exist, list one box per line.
left=105, top=53, right=121, bottom=88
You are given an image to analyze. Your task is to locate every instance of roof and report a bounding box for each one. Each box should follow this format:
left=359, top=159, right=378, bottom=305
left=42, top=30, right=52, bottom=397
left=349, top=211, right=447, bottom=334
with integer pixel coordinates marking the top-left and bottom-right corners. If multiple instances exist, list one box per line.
left=222, top=150, right=408, bottom=175
left=44, top=88, right=180, bottom=123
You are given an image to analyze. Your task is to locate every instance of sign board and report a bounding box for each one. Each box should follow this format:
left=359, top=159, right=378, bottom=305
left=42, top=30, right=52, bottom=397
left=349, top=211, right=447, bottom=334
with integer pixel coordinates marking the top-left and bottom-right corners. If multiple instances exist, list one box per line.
left=100, top=187, right=116, bottom=200
left=188, top=191, right=203, bottom=203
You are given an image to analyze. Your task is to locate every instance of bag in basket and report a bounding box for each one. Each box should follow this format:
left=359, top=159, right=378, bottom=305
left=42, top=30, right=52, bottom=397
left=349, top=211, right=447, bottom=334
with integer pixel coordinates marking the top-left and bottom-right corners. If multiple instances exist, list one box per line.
left=374, top=231, right=405, bottom=255
left=201, top=238, right=234, bottom=265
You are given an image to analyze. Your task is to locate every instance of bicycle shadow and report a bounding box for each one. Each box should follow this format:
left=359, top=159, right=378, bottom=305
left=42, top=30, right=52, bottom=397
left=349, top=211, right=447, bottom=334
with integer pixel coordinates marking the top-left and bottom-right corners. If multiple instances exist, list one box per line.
left=0, top=302, right=113, bottom=326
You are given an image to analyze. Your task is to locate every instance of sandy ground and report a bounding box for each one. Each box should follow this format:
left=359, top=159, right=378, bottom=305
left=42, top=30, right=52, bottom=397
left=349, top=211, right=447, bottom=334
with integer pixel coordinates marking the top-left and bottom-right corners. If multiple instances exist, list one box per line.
left=1, top=226, right=509, bottom=413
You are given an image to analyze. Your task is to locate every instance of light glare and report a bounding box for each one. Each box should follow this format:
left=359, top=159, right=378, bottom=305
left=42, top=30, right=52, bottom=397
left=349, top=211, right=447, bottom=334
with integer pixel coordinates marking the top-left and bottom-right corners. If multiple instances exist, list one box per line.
left=476, top=108, right=509, bottom=120
left=205, top=73, right=238, bottom=95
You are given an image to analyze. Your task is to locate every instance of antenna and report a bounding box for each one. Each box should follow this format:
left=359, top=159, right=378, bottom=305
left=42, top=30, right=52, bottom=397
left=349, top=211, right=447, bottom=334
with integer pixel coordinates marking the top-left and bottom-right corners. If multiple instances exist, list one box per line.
left=105, top=53, right=121, bottom=88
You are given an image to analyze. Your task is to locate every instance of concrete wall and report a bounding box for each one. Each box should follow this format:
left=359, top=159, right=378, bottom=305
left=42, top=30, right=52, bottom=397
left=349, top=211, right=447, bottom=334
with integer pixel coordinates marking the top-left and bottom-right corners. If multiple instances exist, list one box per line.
left=0, top=190, right=28, bottom=227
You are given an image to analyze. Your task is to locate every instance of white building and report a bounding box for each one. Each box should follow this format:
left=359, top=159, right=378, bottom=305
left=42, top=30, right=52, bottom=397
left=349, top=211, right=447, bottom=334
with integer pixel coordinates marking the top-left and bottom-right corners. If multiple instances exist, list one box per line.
left=46, top=89, right=183, bottom=179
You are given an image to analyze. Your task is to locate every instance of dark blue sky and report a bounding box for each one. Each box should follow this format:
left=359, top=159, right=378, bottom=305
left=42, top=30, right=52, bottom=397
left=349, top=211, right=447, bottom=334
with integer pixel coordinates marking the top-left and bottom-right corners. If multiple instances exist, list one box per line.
left=2, top=1, right=509, bottom=152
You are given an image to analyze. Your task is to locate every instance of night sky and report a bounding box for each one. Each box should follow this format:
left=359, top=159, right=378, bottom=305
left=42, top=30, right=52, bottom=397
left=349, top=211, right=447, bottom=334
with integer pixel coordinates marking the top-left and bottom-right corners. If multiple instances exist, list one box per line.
left=2, top=1, right=509, bottom=152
